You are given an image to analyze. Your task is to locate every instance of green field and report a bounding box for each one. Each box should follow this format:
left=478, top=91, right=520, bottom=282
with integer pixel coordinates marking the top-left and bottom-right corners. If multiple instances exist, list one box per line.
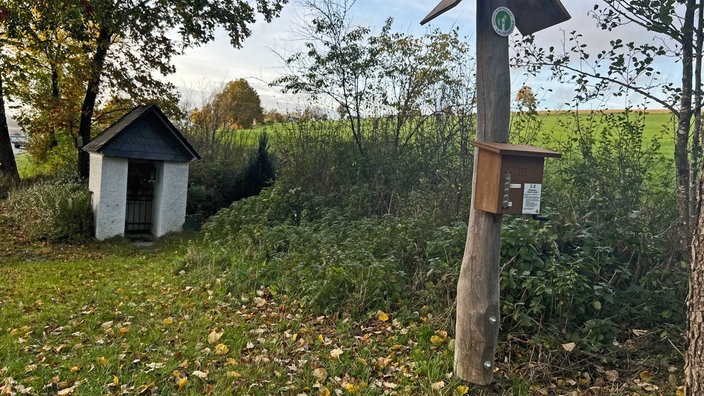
left=532, top=110, right=677, bottom=155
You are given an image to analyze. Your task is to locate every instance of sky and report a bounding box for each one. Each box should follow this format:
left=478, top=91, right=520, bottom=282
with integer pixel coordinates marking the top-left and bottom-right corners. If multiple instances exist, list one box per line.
left=5, top=0, right=683, bottom=135
left=166, top=0, right=682, bottom=114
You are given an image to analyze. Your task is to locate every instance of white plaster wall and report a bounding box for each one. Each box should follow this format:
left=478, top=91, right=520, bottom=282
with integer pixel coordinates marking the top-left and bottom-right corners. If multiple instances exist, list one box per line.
left=152, top=161, right=189, bottom=238
left=88, top=154, right=128, bottom=240
left=88, top=154, right=103, bottom=216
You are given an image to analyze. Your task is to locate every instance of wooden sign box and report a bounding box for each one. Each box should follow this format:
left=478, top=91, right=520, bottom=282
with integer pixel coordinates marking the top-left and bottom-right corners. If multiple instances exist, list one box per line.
left=471, top=141, right=561, bottom=215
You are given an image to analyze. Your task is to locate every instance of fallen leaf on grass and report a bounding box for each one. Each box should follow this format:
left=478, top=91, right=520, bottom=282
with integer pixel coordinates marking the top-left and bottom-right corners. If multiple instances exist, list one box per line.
left=431, top=381, right=445, bottom=390
left=57, top=385, right=77, bottom=395
left=253, top=297, right=267, bottom=307
left=330, top=348, right=343, bottom=360
left=430, top=335, right=445, bottom=345
left=214, top=343, right=229, bottom=355
left=377, top=311, right=389, bottom=322
left=312, top=367, right=328, bottom=382
left=208, top=329, right=223, bottom=344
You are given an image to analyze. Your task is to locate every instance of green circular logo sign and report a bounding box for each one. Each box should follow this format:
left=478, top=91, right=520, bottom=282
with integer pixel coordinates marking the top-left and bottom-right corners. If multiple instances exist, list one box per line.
left=492, top=6, right=515, bottom=37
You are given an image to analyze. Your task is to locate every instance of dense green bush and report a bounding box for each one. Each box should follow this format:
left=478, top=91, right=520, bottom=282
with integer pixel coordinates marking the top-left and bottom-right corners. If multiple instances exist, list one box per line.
left=5, top=176, right=93, bottom=243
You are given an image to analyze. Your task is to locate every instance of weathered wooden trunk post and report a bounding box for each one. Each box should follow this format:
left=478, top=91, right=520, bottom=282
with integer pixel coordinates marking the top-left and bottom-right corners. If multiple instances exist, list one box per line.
left=422, top=0, right=570, bottom=385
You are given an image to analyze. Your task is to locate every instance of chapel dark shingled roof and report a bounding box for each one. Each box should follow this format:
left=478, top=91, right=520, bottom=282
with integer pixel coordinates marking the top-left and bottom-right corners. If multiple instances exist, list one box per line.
left=83, top=105, right=200, bottom=162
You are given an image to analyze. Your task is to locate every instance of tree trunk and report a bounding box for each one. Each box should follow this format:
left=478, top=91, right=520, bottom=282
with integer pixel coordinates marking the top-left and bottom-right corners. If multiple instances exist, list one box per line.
left=454, top=0, right=510, bottom=385
left=49, top=65, right=59, bottom=148
left=78, top=24, right=112, bottom=178
left=690, top=1, right=704, bottom=231
left=686, top=159, right=704, bottom=393
left=0, top=70, right=20, bottom=186
left=676, top=0, right=696, bottom=255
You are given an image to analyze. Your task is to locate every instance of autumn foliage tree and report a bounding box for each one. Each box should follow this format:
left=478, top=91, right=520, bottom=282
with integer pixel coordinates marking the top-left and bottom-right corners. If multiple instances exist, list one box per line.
left=1, top=0, right=287, bottom=178
left=213, top=79, right=264, bottom=130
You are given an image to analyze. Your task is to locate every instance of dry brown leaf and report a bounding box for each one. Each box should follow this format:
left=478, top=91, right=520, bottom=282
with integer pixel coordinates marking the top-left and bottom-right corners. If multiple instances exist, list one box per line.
left=561, top=342, right=576, bottom=352
left=431, top=381, right=445, bottom=390
left=605, top=370, right=619, bottom=382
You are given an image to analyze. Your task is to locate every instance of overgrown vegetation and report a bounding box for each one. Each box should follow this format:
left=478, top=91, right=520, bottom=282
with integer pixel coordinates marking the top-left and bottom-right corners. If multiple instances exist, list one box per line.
left=4, top=175, right=93, bottom=243
left=177, top=107, right=685, bottom=384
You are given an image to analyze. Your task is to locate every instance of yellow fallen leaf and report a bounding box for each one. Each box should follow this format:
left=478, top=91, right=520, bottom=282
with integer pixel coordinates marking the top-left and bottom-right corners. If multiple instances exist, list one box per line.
left=163, top=318, right=174, bottom=325
left=208, top=329, right=223, bottom=344
left=70, top=366, right=80, bottom=373
left=343, top=382, right=358, bottom=393
left=177, top=377, right=187, bottom=390
left=330, top=348, right=343, bottom=359
left=97, top=356, right=109, bottom=366
left=118, top=327, right=129, bottom=336
left=227, top=371, right=241, bottom=378
left=215, top=343, right=229, bottom=355
left=430, top=335, right=445, bottom=345
left=226, top=358, right=237, bottom=366
left=456, top=385, right=469, bottom=395
left=640, top=370, right=651, bottom=382
left=578, top=377, right=591, bottom=387
left=113, top=376, right=119, bottom=385
left=376, top=356, right=392, bottom=369
left=377, top=310, right=389, bottom=322
left=319, top=387, right=331, bottom=396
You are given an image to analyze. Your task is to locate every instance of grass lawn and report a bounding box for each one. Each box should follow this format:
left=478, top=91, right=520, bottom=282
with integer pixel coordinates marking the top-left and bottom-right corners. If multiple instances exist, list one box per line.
left=0, top=232, right=470, bottom=395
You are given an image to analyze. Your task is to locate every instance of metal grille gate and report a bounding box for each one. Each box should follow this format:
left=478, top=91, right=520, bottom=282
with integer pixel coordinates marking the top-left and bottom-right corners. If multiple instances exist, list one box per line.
left=125, top=162, right=155, bottom=233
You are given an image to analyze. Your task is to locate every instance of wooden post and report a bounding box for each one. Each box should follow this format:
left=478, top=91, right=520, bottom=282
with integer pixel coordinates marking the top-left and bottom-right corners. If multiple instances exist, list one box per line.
left=453, top=0, right=510, bottom=385
left=420, top=0, right=569, bottom=386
